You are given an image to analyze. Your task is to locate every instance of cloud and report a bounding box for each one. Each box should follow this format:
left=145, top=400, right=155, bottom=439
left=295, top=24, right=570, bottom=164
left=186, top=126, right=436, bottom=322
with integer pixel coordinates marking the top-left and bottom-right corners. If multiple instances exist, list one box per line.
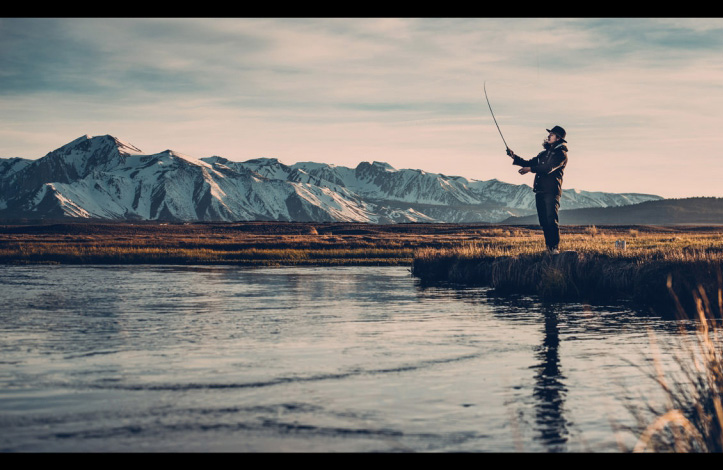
left=1, top=18, right=722, bottom=197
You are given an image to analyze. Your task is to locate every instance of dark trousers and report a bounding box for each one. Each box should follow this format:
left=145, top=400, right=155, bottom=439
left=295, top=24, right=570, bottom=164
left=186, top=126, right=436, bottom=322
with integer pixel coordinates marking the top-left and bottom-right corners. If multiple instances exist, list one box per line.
left=535, top=192, right=560, bottom=249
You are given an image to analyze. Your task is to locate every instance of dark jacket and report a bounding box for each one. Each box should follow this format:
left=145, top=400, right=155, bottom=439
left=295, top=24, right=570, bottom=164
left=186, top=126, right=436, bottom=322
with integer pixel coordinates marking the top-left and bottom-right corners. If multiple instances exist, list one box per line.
left=512, top=142, right=568, bottom=196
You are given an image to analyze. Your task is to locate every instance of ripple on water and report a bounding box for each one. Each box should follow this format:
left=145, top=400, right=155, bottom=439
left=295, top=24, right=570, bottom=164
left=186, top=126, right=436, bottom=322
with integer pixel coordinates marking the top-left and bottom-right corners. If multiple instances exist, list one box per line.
left=0, top=265, right=688, bottom=452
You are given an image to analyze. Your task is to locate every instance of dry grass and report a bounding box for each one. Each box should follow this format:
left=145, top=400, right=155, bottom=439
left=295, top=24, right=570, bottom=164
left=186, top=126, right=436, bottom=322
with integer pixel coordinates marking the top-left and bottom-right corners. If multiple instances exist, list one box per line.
left=411, top=227, right=723, bottom=312
left=623, top=271, right=723, bottom=452
left=0, top=221, right=544, bottom=266
left=414, top=228, right=723, bottom=262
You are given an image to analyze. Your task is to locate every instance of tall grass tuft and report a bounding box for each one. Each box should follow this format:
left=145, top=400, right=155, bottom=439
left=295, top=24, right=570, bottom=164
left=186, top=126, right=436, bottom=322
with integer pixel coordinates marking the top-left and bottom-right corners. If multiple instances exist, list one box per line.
left=625, top=269, right=723, bottom=452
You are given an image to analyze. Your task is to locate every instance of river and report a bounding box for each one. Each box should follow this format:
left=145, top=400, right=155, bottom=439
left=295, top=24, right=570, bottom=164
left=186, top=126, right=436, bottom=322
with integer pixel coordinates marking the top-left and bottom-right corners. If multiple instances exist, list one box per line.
left=0, top=265, right=695, bottom=452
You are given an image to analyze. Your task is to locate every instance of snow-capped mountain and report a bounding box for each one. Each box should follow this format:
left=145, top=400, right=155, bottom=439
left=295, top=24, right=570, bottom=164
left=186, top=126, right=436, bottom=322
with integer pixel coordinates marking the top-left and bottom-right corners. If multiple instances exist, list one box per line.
left=0, top=134, right=663, bottom=223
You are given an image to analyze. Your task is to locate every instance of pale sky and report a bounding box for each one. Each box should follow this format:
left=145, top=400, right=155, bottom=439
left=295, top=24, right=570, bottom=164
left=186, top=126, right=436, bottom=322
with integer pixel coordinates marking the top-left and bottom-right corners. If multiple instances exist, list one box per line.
left=1, top=18, right=722, bottom=198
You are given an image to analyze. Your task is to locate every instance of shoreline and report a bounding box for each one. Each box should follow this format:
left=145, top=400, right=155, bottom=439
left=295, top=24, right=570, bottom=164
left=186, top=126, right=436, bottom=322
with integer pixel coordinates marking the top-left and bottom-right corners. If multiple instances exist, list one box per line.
left=2, top=221, right=722, bottom=316
left=411, top=249, right=723, bottom=317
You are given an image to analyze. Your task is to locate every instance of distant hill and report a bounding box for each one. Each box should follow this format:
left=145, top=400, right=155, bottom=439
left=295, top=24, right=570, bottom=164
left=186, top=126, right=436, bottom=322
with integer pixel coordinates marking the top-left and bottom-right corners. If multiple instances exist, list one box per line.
left=501, top=197, right=723, bottom=225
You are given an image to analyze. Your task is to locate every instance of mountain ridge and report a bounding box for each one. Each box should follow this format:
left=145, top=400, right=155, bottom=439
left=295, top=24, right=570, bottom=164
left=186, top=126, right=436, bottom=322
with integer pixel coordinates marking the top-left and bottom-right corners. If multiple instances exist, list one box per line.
left=0, top=134, right=664, bottom=223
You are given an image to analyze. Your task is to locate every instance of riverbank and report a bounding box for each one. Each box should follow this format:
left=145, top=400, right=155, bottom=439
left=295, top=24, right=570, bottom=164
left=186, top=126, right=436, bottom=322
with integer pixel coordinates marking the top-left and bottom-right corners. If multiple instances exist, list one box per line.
left=2, top=221, right=722, bottom=315
left=411, top=230, right=723, bottom=316
left=0, top=221, right=430, bottom=266
left=0, top=221, right=613, bottom=266
left=0, top=221, right=550, bottom=266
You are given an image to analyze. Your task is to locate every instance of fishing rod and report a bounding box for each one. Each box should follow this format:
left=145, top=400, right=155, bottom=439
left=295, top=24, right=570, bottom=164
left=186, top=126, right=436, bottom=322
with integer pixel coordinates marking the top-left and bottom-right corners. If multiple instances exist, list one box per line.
left=483, top=81, right=511, bottom=155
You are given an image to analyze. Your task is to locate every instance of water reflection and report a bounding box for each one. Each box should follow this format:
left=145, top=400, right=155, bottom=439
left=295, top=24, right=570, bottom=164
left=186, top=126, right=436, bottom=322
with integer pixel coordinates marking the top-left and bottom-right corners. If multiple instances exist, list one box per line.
left=532, top=305, right=569, bottom=451
left=412, top=278, right=691, bottom=452
left=416, top=283, right=572, bottom=451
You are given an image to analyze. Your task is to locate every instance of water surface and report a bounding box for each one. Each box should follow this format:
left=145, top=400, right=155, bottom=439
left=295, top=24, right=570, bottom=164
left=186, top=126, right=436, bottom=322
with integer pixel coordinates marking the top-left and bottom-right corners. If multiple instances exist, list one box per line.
left=0, top=265, right=691, bottom=452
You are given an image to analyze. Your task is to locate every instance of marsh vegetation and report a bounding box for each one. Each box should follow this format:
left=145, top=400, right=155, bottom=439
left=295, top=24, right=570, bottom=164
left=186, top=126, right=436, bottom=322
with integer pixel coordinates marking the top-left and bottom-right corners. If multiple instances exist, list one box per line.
left=411, top=224, right=723, bottom=315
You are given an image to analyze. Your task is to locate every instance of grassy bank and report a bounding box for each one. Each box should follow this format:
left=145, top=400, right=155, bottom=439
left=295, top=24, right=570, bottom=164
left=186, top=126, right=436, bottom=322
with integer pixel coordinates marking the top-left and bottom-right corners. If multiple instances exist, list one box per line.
left=411, top=227, right=723, bottom=315
left=0, top=221, right=526, bottom=267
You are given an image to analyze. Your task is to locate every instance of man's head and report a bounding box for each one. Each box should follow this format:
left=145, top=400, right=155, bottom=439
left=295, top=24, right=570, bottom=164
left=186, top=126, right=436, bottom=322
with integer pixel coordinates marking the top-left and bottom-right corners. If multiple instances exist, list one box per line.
left=546, top=125, right=567, bottom=143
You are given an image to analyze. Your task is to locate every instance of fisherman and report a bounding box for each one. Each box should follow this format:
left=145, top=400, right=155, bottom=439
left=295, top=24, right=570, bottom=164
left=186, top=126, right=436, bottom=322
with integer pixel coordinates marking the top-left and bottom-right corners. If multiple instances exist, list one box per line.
left=506, top=126, right=568, bottom=255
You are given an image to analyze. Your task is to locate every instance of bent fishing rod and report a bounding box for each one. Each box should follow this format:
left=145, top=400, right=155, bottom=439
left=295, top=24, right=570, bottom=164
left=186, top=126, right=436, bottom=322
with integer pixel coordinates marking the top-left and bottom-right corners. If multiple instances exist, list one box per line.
left=483, top=81, right=512, bottom=155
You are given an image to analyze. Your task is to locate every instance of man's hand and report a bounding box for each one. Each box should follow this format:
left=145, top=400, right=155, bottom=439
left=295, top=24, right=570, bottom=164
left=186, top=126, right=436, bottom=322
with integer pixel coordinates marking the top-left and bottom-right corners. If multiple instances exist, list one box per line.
left=506, top=148, right=515, bottom=158
left=518, top=167, right=531, bottom=175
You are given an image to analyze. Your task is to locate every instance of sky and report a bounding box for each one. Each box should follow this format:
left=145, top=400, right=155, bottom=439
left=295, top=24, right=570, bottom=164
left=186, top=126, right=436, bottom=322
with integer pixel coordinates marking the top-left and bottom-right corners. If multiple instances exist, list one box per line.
left=1, top=17, right=722, bottom=199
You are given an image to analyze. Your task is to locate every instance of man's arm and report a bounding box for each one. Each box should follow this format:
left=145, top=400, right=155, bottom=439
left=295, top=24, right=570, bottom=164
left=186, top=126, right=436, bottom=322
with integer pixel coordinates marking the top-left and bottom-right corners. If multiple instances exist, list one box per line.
left=508, top=150, right=537, bottom=167
left=530, top=149, right=567, bottom=175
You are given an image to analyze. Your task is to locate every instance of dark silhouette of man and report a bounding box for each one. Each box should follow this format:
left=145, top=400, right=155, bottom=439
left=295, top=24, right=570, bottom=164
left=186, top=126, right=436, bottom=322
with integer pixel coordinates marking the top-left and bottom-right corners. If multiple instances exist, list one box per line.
left=507, top=126, right=568, bottom=254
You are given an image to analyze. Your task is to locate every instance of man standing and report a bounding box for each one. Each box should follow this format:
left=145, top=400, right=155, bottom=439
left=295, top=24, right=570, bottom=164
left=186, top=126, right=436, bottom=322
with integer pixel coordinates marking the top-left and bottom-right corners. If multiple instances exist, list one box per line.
left=507, top=126, right=568, bottom=254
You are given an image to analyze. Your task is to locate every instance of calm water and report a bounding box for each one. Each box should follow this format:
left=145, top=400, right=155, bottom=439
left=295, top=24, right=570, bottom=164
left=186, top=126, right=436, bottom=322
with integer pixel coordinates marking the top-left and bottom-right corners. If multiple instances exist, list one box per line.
left=0, top=265, right=695, bottom=452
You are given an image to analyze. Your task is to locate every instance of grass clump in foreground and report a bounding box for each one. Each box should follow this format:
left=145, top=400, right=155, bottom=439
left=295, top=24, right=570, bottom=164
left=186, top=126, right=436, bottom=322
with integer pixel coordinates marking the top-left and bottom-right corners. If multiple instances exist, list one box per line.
left=623, top=274, right=723, bottom=452
left=411, top=229, right=723, bottom=314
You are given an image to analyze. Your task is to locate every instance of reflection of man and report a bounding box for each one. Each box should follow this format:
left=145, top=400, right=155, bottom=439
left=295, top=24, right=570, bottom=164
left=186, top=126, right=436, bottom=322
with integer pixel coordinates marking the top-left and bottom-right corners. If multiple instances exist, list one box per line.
left=507, top=126, right=568, bottom=254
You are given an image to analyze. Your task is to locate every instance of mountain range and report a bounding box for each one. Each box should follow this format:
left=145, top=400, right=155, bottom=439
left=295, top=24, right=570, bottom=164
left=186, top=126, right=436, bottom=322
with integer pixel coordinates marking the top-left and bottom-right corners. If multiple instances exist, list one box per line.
left=0, top=134, right=663, bottom=223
